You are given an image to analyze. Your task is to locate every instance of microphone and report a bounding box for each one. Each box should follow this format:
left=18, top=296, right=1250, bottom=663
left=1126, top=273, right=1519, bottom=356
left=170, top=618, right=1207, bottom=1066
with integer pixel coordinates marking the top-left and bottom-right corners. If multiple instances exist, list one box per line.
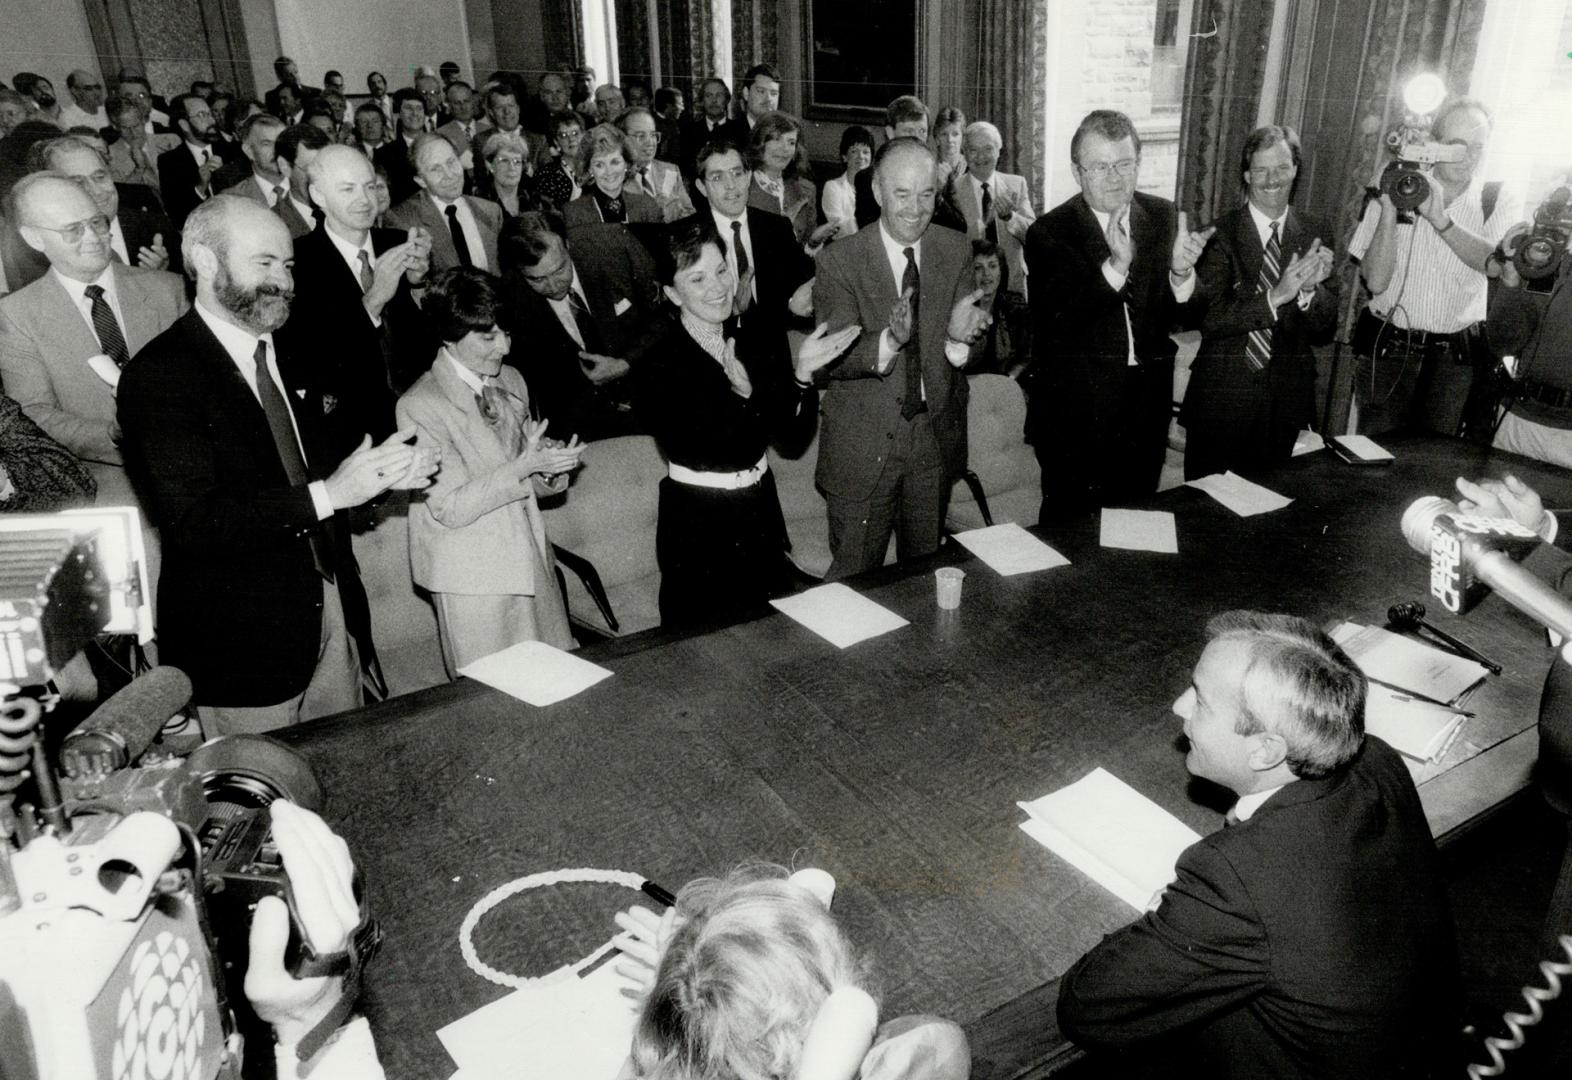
left=60, top=666, right=193, bottom=777
left=1401, top=497, right=1572, bottom=639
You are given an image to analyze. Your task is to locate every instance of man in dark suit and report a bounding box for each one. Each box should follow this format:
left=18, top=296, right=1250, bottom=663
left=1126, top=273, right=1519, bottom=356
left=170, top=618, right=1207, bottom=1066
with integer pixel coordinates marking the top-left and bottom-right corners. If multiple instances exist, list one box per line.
left=720, top=63, right=780, bottom=148
left=374, top=89, right=428, bottom=206
left=1181, top=125, right=1337, bottom=480
left=1058, top=610, right=1462, bottom=1079
left=118, top=195, right=437, bottom=736
left=1024, top=109, right=1213, bottom=519
left=385, top=134, right=503, bottom=272
left=681, top=77, right=733, bottom=181
left=496, top=210, right=659, bottom=441
left=690, top=139, right=814, bottom=376
left=157, top=92, right=228, bottom=230
left=264, top=57, right=319, bottom=120
left=812, top=138, right=989, bottom=579
left=278, top=145, right=433, bottom=463
left=270, top=123, right=332, bottom=240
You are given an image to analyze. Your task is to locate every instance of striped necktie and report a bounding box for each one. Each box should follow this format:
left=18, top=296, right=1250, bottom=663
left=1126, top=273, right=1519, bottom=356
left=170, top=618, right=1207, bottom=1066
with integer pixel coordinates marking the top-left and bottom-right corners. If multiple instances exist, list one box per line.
left=1245, top=221, right=1281, bottom=372
left=84, top=284, right=130, bottom=367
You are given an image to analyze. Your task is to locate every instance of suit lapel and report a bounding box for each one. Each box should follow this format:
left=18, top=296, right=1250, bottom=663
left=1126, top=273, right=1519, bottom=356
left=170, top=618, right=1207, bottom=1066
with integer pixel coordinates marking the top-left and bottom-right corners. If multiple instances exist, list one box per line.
left=37, top=273, right=105, bottom=362
left=433, top=352, right=512, bottom=469
left=112, top=264, right=159, bottom=355
left=861, top=226, right=899, bottom=307
left=955, top=176, right=981, bottom=235
left=1073, top=195, right=1113, bottom=265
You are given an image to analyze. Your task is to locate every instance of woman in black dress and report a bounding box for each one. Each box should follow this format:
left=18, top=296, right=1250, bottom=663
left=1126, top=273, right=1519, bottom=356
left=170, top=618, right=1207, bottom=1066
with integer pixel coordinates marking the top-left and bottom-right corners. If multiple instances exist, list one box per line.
left=638, top=218, right=860, bottom=628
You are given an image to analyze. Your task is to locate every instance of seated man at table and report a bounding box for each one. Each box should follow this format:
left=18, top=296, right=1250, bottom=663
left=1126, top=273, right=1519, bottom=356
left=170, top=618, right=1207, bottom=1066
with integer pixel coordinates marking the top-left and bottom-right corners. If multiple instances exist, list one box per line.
left=1057, top=610, right=1461, bottom=1079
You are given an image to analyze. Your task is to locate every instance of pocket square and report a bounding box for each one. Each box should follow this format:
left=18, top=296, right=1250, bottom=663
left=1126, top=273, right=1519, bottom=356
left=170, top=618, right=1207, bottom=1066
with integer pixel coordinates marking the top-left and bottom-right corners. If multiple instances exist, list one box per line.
left=294, top=388, right=306, bottom=399
left=613, top=297, right=631, bottom=316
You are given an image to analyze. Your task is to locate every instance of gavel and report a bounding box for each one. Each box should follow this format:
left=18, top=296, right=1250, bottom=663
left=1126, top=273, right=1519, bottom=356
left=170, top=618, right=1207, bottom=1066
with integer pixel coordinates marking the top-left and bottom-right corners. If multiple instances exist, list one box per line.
left=1387, top=600, right=1503, bottom=676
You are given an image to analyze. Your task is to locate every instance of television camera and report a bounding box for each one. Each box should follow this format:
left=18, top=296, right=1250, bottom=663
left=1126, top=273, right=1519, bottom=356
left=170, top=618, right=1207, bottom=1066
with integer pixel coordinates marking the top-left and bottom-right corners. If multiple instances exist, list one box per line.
left=0, top=513, right=379, bottom=1079
left=1379, top=73, right=1467, bottom=214
left=1511, top=185, right=1572, bottom=282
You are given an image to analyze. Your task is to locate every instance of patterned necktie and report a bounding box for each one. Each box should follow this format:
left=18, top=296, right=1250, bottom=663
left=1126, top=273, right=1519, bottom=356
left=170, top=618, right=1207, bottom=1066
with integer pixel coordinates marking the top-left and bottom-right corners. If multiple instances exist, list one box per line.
left=731, top=220, right=751, bottom=315
left=901, top=247, right=923, bottom=420
left=251, top=341, right=332, bottom=579
left=271, top=184, right=286, bottom=207
left=476, top=377, right=524, bottom=454
left=357, top=249, right=375, bottom=294
left=83, top=284, right=130, bottom=367
left=568, top=289, right=604, bottom=354
left=982, top=181, right=997, bottom=244
left=637, top=167, right=655, bottom=197
left=1245, top=221, right=1281, bottom=372
left=445, top=203, right=473, bottom=266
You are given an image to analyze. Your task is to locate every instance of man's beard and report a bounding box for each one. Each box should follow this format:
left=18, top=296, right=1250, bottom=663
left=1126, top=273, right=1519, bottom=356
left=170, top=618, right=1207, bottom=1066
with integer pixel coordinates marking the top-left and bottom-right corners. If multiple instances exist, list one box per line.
left=215, top=262, right=292, bottom=333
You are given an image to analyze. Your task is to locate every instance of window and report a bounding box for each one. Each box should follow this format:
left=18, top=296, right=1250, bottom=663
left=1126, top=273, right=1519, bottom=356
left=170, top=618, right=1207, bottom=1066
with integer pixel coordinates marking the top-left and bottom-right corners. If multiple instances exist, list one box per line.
left=1150, top=0, right=1190, bottom=114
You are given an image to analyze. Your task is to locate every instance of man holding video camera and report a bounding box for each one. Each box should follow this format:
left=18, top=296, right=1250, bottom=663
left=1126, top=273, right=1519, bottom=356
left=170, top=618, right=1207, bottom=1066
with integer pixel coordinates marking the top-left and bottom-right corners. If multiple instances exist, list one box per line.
left=1349, top=98, right=1519, bottom=439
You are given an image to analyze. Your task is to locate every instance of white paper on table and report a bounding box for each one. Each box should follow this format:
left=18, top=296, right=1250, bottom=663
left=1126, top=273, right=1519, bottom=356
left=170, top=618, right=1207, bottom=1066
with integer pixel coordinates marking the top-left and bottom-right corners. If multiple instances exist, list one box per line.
left=951, top=522, right=1071, bottom=574
left=437, top=960, right=639, bottom=1080
left=1291, top=429, right=1326, bottom=456
left=459, top=639, right=613, bottom=706
left=1185, top=471, right=1294, bottom=517
left=1331, top=434, right=1395, bottom=462
left=1018, top=767, right=1202, bottom=911
left=1364, top=684, right=1469, bottom=764
left=770, top=582, right=908, bottom=648
left=1331, top=622, right=1489, bottom=704
left=1098, top=509, right=1178, bottom=553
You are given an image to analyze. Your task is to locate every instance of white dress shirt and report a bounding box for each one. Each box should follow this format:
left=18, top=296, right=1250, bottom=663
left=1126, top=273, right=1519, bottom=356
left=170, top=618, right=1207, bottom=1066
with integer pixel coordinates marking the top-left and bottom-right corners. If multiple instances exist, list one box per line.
left=193, top=301, right=334, bottom=520
left=709, top=207, right=756, bottom=304
left=60, top=102, right=109, bottom=129
left=107, top=217, right=132, bottom=265
left=545, top=269, right=594, bottom=349
left=325, top=227, right=381, bottom=325
left=429, top=195, right=489, bottom=271
left=1232, top=783, right=1288, bottom=822
left=185, top=140, right=215, bottom=197
left=53, top=266, right=127, bottom=344
left=257, top=173, right=290, bottom=207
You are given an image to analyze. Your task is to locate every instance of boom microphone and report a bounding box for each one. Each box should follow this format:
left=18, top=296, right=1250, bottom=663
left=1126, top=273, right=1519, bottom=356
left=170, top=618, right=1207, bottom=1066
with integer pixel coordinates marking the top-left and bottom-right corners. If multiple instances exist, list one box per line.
left=1401, top=497, right=1572, bottom=640
left=59, top=666, right=193, bottom=776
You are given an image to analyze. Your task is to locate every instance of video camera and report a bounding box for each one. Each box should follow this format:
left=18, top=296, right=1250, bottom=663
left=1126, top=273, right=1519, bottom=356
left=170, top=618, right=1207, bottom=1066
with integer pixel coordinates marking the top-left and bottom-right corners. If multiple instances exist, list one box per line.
left=0, top=513, right=379, bottom=1080
left=1380, top=120, right=1466, bottom=214
left=1511, top=185, right=1572, bottom=282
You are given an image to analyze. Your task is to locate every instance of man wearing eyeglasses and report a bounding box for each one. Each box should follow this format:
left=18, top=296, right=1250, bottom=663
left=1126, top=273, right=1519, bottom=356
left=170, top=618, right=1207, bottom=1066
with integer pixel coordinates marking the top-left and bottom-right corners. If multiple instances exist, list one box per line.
left=1180, top=125, right=1337, bottom=480
left=0, top=173, right=186, bottom=514
left=158, top=92, right=231, bottom=230
left=617, top=106, right=693, bottom=223
left=1024, top=109, right=1214, bottom=521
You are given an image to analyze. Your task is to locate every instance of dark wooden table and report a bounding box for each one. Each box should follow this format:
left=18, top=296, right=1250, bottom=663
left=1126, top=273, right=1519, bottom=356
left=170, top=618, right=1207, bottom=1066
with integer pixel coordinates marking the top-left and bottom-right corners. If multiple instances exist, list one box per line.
left=283, top=435, right=1572, bottom=1080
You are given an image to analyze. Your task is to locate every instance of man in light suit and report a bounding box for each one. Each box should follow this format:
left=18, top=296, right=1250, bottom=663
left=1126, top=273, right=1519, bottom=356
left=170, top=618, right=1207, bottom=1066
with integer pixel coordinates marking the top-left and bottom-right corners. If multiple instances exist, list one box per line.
left=1058, top=611, right=1462, bottom=1079
left=117, top=195, right=437, bottom=736
left=1023, top=109, right=1213, bottom=520
left=811, top=138, right=990, bottom=579
left=617, top=106, right=692, bottom=222
left=221, top=113, right=290, bottom=209
left=0, top=175, right=186, bottom=511
left=1181, top=125, right=1337, bottom=481
left=435, top=81, right=490, bottom=164
left=953, top=121, right=1035, bottom=296
left=386, top=134, right=502, bottom=272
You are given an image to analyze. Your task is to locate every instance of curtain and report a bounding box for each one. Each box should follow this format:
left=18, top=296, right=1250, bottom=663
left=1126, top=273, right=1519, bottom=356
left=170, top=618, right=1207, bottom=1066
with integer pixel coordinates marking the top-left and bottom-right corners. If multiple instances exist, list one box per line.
left=975, top=0, right=1050, bottom=203
left=729, top=0, right=781, bottom=89
left=1174, top=0, right=1279, bottom=224
left=615, top=0, right=652, bottom=86
left=540, top=0, right=584, bottom=72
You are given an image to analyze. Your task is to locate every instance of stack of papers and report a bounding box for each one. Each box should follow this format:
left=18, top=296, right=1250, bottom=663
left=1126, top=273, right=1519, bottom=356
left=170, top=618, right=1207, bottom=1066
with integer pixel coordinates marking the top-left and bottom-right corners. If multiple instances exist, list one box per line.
left=771, top=583, right=908, bottom=648
left=951, top=522, right=1071, bottom=574
left=1099, top=509, right=1178, bottom=553
left=1185, top=472, right=1294, bottom=516
left=437, top=961, right=638, bottom=1080
left=1330, top=622, right=1489, bottom=704
left=1330, top=434, right=1395, bottom=462
left=459, top=641, right=614, bottom=706
left=1018, top=768, right=1201, bottom=911
left=1364, top=684, right=1469, bottom=764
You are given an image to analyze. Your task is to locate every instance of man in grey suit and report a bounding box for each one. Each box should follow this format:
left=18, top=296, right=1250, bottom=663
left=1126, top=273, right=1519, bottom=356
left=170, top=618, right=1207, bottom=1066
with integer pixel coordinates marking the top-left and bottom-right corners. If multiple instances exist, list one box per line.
left=0, top=175, right=187, bottom=509
left=221, top=113, right=291, bottom=209
left=386, top=134, right=502, bottom=272
left=812, top=138, right=990, bottom=579
left=953, top=121, right=1035, bottom=296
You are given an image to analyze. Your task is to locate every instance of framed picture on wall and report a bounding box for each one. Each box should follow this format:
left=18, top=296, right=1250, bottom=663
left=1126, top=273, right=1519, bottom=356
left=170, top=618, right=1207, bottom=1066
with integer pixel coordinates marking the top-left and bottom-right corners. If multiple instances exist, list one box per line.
left=805, top=0, right=918, bottom=118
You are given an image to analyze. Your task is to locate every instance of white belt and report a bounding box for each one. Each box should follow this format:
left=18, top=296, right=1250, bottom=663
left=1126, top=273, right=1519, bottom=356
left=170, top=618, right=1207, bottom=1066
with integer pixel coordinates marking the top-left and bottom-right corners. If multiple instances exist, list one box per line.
left=668, top=455, right=768, bottom=490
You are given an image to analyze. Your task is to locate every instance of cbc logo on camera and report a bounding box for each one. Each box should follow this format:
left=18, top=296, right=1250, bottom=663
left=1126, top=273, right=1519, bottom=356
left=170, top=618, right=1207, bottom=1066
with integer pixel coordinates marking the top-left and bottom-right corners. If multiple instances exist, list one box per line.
left=112, top=930, right=208, bottom=1080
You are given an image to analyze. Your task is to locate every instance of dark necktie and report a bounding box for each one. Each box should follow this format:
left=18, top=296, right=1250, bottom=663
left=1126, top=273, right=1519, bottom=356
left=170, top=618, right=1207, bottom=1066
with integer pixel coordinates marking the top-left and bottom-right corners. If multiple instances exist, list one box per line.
left=83, top=284, right=130, bottom=368
left=981, top=181, right=997, bottom=244
left=731, top=220, right=751, bottom=315
left=271, top=184, right=286, bottom=206
left=357, top=250, right=375, bottom=294
left=568, top=289, right=604, bottom=355
left=311, top=204, right=325, bottom=226
left=445, top=203, right=473, bottom=266
left=901, top=247, right=924, bottom=420
left=1245, top=221, right=1282, bottom=372
left=251, top=341, right=332, bottom=580
left=637, top=167, right=655, bottom=197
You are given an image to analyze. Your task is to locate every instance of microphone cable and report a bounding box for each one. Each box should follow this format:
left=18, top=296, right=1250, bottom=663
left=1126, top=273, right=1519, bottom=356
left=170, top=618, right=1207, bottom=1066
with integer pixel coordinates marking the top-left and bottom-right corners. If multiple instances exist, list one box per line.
left=1466, top=933, right=1572, bottom=1077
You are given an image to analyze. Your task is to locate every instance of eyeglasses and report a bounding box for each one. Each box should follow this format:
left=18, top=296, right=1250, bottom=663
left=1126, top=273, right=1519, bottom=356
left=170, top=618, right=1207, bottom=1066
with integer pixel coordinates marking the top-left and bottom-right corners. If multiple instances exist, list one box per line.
left=627, top=130, right=660, bottom=143
left=1078, top=159, right=1138, bottom=180
left=492, top=154, right=526, bottom=167
left=29, top=214, right=111, bottom=243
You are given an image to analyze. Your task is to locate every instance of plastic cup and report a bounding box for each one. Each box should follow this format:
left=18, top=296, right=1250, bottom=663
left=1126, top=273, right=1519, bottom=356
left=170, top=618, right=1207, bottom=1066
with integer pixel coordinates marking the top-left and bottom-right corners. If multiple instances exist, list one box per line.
left=789, top=867, right=837, bottom=910
left=935, top=567, right=965, bottom=610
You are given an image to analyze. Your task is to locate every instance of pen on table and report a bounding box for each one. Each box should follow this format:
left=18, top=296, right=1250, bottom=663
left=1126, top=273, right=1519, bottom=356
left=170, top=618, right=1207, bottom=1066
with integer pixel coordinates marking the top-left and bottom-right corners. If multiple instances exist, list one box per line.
left=641, top=880, right=677, bottom=907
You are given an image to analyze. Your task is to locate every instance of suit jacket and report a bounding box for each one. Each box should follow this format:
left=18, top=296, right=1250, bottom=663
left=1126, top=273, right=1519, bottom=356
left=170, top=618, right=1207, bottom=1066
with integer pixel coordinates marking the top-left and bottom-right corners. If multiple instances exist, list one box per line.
left=396, top=358, right=555, bottom=595
left=680, top=116, right=734, bottom=179
left=1180, top=205, right=1337, bottom=473
left=748, top=174, right=818, bottom=248
left=630, top=159, right=694, bottom=223
left=386, top=193, right=504, bottom=273
left=561, top=189, right=662, bottom=230
left=275, top=225, right=427, bottom=465
left=157, top=142, right=218, bottom=229
left=0, top=264, right=187, bottom=506
left=223, top=175, right=314, bottom=240
left=437, top=117, right=492, bottom=160
left=1024, top=191, right=1186, bottom=505
left=373, top=137, right=420, bottom=206
left=497, top=223, right=661, bottom=441
left=811, top=223, right=975, bottom=499
left=107, top=133, right=180, bottom=191
left=117, top=307, right=376, bottom=706
left=1058, top=737, right=1461, bottom=1079
left=952, top=171, right=1035, bottom=294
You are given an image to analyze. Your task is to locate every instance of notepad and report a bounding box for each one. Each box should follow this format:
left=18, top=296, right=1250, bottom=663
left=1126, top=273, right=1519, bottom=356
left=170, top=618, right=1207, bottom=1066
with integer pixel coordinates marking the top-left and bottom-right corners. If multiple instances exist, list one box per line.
left=459, top=640, right=614, bottom=706
left=1018, top=768, right=1202, bottom=911
left=1331, top=622, right=1489, bottom=704
left=1330, top=434, right=1395, bottom=463
left=770, top=583, right=908, bottom=648
left=1099, top=509, right=1178, bottom=553
left=1364, top=684, right=1469, bottom=764
left=438, top=959, right=638, bottom=1080
left=1185, top=472, right=1294, bottom=516
left=951, top=522, right=1071, bottom=574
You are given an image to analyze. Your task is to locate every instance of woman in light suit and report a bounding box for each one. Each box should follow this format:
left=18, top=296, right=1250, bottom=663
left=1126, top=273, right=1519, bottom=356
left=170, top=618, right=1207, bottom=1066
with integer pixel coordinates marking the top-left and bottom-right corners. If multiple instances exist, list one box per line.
left=397, top=267, right=584, bottom=675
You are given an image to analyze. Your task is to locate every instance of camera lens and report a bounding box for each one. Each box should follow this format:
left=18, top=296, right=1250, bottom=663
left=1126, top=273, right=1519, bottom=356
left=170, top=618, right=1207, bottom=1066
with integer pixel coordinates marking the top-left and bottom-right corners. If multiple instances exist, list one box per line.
left=185, top=735, right=324, bottom=811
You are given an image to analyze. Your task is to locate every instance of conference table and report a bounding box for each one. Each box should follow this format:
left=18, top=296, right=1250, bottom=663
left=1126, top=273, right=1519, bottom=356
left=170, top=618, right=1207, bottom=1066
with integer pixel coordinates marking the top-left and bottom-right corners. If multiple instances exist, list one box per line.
left=283, top=435, right=1572, bottom=1079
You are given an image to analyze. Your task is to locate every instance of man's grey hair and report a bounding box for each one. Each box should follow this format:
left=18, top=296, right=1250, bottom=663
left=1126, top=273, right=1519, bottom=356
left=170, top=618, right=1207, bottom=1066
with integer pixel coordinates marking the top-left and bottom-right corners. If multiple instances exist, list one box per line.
left=6, top=171, right=75, bottom=227
left=963, top=120, right=1003, bottom=149
left=28, top=135, right=108, bottom=173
